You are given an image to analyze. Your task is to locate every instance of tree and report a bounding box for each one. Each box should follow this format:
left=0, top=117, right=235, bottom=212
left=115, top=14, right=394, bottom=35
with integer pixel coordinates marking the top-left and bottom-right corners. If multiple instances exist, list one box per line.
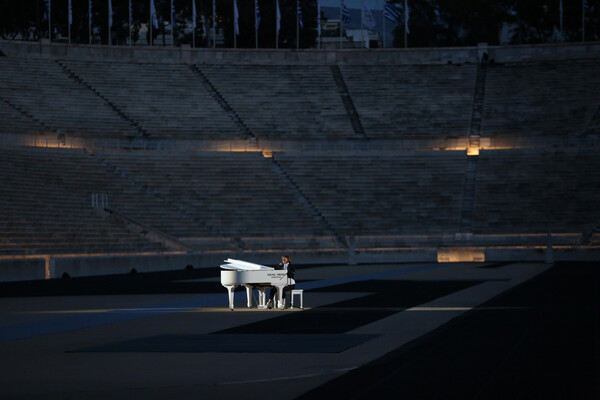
left=391, top=0, right=514, bottom=47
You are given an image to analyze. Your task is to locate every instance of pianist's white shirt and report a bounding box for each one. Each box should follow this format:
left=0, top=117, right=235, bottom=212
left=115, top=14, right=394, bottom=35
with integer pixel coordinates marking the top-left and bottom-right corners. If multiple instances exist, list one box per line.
left=283, top=263, right=295, bottom=285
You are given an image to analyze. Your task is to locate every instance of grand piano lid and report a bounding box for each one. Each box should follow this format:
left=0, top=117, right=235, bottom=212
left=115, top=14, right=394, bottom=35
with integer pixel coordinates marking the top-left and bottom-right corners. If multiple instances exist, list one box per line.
left=220, top=258, right=274, bottom=271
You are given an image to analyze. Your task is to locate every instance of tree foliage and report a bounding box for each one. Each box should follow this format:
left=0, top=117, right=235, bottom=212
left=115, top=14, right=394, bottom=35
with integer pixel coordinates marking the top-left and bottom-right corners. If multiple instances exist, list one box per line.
left=390, top=0, right=600, bottom=47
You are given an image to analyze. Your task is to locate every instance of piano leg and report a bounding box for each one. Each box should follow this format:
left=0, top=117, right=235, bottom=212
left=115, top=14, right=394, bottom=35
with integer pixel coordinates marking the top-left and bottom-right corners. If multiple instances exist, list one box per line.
left=257, top=288, right=268, bottom=309
left=243, top=284, right=253, bottom=308
left=225, top=285, right=237, bottom=310
left=277, top=286, right=284, bottom=309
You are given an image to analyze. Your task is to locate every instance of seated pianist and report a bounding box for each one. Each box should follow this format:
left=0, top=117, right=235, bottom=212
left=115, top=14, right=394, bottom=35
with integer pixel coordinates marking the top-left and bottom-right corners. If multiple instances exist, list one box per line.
left=266, top=255, right=295, bottom=309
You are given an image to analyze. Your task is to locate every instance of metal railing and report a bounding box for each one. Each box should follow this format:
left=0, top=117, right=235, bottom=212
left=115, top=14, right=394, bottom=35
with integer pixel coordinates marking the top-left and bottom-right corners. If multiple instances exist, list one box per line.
left=91, top=193, right=109, bottom=209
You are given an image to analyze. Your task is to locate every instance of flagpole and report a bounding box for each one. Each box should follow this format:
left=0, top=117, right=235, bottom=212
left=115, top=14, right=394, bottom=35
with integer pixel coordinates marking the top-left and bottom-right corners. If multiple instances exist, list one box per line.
left=317, top=0, right=321, bottom=49
left=233, top=0, right=239, bottom=49
left=404, top=0, right=408, bottom=48
left=192, top=0, right=196, bottom=48
left=361, top=1, right=364, bottom=48
left=129, top=0, right=132, bottom=46
left=559, top=0, right=563, bottom=40
left=172, top=0, right=175, bottom=47
left=296, top=0, right=299, bottom=49
left=108, top=0, right=111, bottom=45
left=68, top=0, right=71, bottom=45
left=382, top=1, right=386, bottom=48
left=150, top=0, right=153, bottom=46
left=49, top=0, right=52, bottom=42
left=339, top=0, right=343, bottom=49
left=89, top=0, right=92, bottom=44
left=275, top=0, right=279, bottom=49
left=582, top=0, right=585, bottom=42
left=213, top=0, right=216, bottom=48
left=233, top=0, right=236, bottom=49
left=255, top=0, right=258, bottom=49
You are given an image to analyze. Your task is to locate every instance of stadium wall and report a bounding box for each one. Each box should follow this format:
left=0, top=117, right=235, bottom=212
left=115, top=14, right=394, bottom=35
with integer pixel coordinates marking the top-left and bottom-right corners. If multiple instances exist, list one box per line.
left=1, top=40, right=600, bottom=65
left=1, top=247, right=600, bottom=282
left=0, top=258, right=46, bottom=282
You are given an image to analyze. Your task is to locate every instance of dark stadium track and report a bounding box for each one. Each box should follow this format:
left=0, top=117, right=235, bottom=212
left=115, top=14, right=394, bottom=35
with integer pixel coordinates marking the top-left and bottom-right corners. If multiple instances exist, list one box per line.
left=216, top=280, right=484, bottom=335
left=0, top=267, right=219, bottom=297
left=0, top=263, right=330, bottom=297
left=297, top=262, right=600, bottom=400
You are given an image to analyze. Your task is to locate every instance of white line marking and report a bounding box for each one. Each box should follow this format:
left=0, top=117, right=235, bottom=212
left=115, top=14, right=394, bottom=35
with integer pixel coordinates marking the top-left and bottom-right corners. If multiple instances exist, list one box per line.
left=219, top=366, right=359, bottom=385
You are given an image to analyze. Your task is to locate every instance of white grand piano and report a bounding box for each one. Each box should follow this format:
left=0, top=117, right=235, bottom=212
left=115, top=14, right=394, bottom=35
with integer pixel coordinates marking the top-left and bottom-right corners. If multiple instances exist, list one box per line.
left=220, top=258, right=289, bottom=310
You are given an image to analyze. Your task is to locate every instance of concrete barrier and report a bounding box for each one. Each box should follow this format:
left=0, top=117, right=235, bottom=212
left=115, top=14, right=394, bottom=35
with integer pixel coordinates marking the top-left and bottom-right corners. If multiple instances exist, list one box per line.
left=2, top=40, right=599, bottom=66
left=1, top=246, right=599, bottom=282
left=0, top=258, right=46, bottom=282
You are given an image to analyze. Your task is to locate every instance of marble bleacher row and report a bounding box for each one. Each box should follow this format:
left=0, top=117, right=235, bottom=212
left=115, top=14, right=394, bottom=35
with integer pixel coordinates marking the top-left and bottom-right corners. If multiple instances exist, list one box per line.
left=60, top=60, right=242, bottom=139
left=482, top=59, right=600, bottom=137
left=0, top=99, right=44, bottom=135
left=0, top=146, right=169, bottom=255
left=472, top=149, right=600, bottom=235
left=1, top=57, right=600, bottom=140
left=99, top=151, right=328, bottom=241
left=1, top=146, right=599, bottom=255
left=198, top=64, right=356, bottom=140
left=276, top=151, right=467, bottom=236
left=0, top=58, right=138, bottom=138
left=339, top=64, right=477, bottom=138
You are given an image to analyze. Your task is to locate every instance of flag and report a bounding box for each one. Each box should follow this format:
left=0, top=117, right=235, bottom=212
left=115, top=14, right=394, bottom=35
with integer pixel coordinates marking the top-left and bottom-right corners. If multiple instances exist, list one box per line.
left=362, top=0, right=375, bottom=29
left=151, top=0, right=159, bottom=29
left=341, top=0, right=351, bottom=24
left=171, top=0, right=176, bottom=28
left=68, top=0, right=72, bottom=25
left=559, top=0, right=563, bottom=31
left=317, top=0, right=321, bottom=36
left=234, top=0, right=239, bottom=35
left=43, top=0, right=50, bottom=21
left=384, top=1, right=401, bottom=22
left=212, top=0, right=216, bottom=46
left=192, top=0, right=197, bottom=30
left=89, top=0, right=93, bottom=40
left=276, top=0, right=281, bottom=34
left=404, top=0, right=409, bottom=33
left=297, top=0, right=303, bottom=30
left=584, top=0, right=590, bottom=11
left=108, top=0, right=113, bottom=27
left=255, top=0, right=261, bottom=29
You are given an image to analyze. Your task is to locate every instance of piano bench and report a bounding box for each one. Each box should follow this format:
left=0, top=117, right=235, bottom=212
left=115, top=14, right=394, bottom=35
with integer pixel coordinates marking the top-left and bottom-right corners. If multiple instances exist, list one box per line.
left=290, top=289, right=304, bottom=309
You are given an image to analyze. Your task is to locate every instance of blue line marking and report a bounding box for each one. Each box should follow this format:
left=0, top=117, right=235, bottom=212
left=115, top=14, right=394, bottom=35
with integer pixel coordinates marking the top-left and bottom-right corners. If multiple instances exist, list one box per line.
left=0, top=263, right=447, bottom=342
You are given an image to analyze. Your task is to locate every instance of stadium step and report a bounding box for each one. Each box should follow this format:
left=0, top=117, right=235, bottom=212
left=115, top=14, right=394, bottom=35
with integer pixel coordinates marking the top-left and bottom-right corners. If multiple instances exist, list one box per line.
left=467, top=62, right=487, bottom=156
left=270, top=156, right=348, bottom=249
left=0, top=95, right=52, bottom=133
left=55, top=59, right=149, bottom=138
left=187, top=63, right=256, bottom=140
left=330, top=65, right=367, bottom=139
left=88, top=151, right=230, bottom=248
left=459, top=155, right=479, bottom=234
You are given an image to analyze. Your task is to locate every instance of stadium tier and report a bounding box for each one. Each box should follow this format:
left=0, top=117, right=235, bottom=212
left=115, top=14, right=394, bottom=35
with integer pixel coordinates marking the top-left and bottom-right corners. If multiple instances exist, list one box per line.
left=275, top=152, right=466, bottom=236
left=482, top=59, right=600, bottom=138
left=0, top=58, right=139, bottom=138
left=98, top=151, right=330, bottom=240
left=0, top=42, right=599, bottom=274
left=340, top=64, right=476, bottom=138
left=473, top=149, right=600, bottom=235
left=0, top=146, right=170, bottom=255
left=1, top=54, right=600, bottom=143
left=60, top=60, right=242, bottom=139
